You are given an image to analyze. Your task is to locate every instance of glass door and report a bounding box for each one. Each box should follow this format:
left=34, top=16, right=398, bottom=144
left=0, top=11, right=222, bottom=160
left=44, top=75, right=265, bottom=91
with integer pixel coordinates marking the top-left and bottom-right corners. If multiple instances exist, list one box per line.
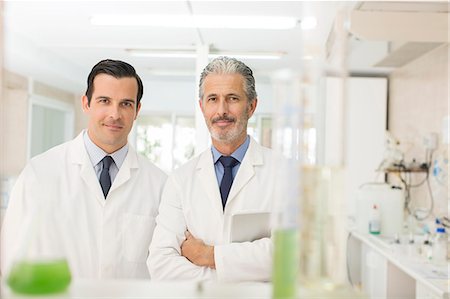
left=28, top=96, right=74, bottom=159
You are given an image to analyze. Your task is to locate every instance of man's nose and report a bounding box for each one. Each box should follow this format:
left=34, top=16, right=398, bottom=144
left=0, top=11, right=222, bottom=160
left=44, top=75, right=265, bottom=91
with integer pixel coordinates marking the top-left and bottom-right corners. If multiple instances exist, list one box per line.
left=216, top=99, right=229, bottom=115
left=108, top=104, right=121, bottom=119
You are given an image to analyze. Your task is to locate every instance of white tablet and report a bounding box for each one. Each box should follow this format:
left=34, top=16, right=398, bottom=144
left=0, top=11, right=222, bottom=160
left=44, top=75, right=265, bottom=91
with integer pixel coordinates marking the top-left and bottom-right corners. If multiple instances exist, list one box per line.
left=230, top=212, right=271, bottom=243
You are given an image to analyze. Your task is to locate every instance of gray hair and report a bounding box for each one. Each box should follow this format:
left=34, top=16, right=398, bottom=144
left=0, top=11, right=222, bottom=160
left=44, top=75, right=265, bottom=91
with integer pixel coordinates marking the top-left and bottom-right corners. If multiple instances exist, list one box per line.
left=198, top=56, right=257, bottom=102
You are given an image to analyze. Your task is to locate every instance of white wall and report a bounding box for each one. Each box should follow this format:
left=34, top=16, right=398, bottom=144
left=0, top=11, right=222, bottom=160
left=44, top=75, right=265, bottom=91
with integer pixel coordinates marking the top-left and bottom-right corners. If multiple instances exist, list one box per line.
left=323, top=77, right=388, bottom=215
left=388, top=44, right=449, bottom=218
left=139, top=76, right=275, bottom=115
left=345, top=77, right=388, bottom=215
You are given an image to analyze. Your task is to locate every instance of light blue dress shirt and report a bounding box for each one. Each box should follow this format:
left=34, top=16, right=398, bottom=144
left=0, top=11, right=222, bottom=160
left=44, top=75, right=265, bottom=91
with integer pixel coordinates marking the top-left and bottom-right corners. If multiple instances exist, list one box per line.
left=83, top=130, right=128, bottom=183
left=211, top=135, right=250, bottom=186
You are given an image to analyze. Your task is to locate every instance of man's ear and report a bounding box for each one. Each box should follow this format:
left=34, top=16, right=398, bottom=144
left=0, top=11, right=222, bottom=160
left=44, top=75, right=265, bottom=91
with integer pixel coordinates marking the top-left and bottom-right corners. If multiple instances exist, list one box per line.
left=81, top=95, right=90, bottom=113
left=134, top=102, right=142, bottom=120
left=247, top=98, right=258, bottom=118
left=198, top=99, right=203, bottom=112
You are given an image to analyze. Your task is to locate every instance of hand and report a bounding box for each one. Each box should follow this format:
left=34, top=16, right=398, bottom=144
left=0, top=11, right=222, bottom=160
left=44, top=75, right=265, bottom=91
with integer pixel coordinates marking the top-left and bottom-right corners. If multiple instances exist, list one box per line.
left=181, top=231, right=215, bottom=269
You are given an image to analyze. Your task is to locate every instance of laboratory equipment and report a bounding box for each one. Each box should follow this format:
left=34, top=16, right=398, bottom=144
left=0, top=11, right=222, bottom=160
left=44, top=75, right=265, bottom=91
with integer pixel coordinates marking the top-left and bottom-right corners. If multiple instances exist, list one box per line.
left=432, top=227, right=447, bottom=264
left=355, top=183, right=404, bottom=237
left=6, top=197, right=71, bottom=295
left=271, top=70, right=302, bottom=299
left=368, top=204, right=381, bottom=235
left=421, top=234, right=433, bottom=260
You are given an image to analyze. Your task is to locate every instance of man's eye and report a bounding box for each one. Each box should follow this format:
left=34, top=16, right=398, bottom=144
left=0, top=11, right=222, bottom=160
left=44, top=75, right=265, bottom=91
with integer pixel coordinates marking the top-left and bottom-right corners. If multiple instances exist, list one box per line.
left=208, top=97, right=216, bottom=102
left=122, top=102, right=133, bottom=107
left=99, top=99, right=109, bottom=103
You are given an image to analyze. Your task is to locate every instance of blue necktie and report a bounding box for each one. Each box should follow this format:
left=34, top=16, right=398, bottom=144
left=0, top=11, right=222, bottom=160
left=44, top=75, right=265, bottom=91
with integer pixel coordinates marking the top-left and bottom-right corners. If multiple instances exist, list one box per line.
left=219, top=156, right=239, bottom=209
left=100, top=156, right=114, bottom=198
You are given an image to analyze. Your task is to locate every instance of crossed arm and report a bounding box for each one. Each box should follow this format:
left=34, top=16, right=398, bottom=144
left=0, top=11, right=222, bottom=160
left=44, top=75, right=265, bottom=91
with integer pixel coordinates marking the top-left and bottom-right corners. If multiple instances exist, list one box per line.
left=149, top=219, right=272, bottom=282
left=147, top=175, right=273, bottom=282
left=181, top=231, right=215, bottom=269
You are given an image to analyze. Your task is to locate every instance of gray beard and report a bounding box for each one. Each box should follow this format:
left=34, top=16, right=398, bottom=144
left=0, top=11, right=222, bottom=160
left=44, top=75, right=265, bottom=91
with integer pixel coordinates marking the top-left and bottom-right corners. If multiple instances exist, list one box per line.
left=208, top=117, right=248, bottom=144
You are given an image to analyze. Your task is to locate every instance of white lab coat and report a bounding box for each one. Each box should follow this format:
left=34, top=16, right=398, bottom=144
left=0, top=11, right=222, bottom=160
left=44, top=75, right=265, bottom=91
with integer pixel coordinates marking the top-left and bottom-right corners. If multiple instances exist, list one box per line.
left=1, top=132, right=167, bottom=279
left=148, top=137, right=284, bottom=282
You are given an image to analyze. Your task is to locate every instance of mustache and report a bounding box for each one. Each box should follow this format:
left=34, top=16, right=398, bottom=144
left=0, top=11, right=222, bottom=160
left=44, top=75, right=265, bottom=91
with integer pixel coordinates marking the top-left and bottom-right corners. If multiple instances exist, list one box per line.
left=211, top=116, right=236, bottom=123
left=103, top=121, right=124, bottom=127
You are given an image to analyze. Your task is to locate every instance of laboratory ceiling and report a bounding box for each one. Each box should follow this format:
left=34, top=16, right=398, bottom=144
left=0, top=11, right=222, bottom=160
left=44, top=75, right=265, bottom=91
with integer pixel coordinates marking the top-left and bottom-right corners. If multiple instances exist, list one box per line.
left=3, top=1, right=447, bottom=94
left=3, top=1, right=344, bottom=93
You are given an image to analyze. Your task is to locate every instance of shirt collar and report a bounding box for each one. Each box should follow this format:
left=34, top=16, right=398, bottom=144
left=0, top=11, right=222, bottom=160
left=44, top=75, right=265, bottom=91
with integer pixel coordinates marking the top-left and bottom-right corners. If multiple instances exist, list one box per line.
left=211, top=135, right=250, bottom=164
left=83, top=130, right=129, bottom=168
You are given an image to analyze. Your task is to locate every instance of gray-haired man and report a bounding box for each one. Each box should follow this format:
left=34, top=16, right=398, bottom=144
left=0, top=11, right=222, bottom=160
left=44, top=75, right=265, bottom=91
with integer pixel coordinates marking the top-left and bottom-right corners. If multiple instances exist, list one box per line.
left=148, top=57, right=282, bottom=282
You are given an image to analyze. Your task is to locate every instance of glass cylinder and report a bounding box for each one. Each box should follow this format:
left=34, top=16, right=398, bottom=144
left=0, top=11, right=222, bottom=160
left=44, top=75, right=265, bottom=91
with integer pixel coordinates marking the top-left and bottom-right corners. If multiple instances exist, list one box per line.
left=271, top=69, right=303, bottom=299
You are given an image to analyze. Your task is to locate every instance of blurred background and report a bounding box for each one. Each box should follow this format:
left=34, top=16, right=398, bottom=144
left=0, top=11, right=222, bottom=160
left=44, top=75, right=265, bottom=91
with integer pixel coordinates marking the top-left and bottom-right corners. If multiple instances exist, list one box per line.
left=0, top=1, right=448, bottom=297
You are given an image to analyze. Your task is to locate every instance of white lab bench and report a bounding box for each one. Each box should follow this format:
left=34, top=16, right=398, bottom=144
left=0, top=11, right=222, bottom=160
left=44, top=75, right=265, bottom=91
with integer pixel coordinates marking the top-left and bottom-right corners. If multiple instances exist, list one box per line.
left=1, top=278, right=368, bottom=299
left=348, top=230, right=449, bottom=299
left=1, top=279, right=269, bottom=299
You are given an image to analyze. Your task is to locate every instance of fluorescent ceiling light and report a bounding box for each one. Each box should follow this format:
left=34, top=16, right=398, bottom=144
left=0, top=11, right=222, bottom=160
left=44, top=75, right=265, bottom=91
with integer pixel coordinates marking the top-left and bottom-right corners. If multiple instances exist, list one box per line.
left=127, top=50, right=283, bottom=60
left=210, top=53, right=281, bottom=60
left=130, top=52, right=197, bottom=59
left=91, top=14, right=298, bottom=30
left=300, top=16, right=317, bottom=30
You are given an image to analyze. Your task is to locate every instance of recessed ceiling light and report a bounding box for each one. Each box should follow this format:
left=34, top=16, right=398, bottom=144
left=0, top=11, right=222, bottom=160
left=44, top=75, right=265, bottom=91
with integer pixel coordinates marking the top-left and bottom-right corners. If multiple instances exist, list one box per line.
left=91, top=14, right=298, bottom=30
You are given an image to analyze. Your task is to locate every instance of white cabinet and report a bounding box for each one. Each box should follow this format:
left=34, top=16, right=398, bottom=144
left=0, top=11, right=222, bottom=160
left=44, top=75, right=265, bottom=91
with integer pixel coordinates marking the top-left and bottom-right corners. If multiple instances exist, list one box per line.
left=416, top=281, right=444, bottom=299
left=349, top=230, right=448, bottom=299
left=385, top=261, right=416, bottom=298
left=360, top=242, right=416, bottom=298
left=361, top=245, right=388, bottom=298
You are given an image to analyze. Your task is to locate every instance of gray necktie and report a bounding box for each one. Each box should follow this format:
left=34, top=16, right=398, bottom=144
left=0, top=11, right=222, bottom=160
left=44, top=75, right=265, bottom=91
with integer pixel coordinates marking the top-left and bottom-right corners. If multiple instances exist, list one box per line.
left=100, top=156, right=114, bottom=198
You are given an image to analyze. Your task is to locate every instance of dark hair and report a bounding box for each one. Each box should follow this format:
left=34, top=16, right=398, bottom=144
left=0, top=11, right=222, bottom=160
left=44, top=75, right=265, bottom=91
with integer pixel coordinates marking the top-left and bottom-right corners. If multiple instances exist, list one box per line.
left=85, top=59, right=143, bottom=108
left=199, top=56, right=257, bottom=103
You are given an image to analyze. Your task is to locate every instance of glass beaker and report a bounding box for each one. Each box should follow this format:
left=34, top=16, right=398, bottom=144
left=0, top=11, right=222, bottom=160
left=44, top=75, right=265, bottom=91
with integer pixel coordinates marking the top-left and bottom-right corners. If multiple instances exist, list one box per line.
left=6, top=196, right=71, bottom=295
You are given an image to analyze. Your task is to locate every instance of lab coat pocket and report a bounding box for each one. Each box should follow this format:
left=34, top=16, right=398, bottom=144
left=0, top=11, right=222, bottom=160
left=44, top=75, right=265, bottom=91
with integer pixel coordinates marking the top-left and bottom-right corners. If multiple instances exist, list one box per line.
left=122, top=213, right=155, bottom=263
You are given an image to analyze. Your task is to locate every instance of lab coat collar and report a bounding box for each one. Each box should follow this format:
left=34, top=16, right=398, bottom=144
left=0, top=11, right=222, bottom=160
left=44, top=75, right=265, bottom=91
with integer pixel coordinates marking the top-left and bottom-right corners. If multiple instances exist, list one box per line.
left=196, top=148, right=223, bottom=215
left=109, top=143, right=140, bottom=195
left=68, top=131, right=140, bottom=204
left=196, top=137, right=264, bottom=213
left=225, top=137, right=263, bottom=206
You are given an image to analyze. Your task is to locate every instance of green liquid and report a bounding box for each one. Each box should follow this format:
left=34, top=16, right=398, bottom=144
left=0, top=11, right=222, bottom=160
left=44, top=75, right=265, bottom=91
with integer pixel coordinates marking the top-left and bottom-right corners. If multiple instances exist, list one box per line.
left=7, top=259, right=71, bottom=295
left=273, top=229, right=299, bottom=299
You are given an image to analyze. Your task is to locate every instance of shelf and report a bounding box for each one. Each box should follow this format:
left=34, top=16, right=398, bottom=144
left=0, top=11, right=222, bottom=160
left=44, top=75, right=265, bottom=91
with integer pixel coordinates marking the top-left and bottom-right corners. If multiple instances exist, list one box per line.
left=383, top=167, right=428, bottom=173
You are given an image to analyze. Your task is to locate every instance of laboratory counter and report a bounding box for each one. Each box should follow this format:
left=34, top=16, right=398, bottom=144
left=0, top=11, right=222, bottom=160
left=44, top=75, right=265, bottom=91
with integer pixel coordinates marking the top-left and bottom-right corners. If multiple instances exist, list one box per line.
left=1, top=278, right=367, bottom=298
left=348, top=229, right=449, bottom=299
left=2, top=279, right=268, bottom=298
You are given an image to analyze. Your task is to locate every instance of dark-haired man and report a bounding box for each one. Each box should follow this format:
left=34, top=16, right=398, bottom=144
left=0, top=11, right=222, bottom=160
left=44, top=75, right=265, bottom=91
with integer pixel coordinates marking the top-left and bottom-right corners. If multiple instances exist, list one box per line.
left=1, top=59, right=166, bottom=279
